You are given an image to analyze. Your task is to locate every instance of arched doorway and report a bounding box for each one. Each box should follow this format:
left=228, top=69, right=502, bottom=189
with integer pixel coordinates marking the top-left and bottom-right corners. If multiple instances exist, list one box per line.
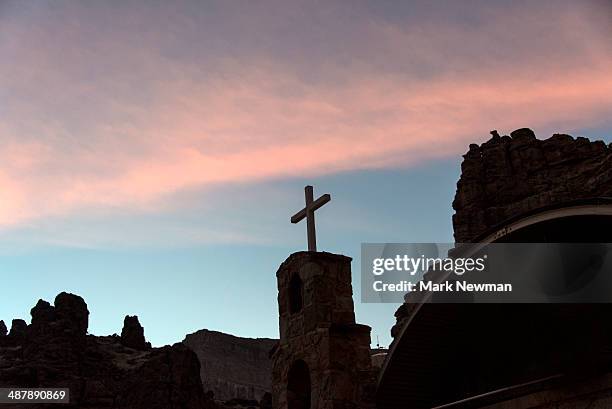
left=287, top=359, right=311, bottom=409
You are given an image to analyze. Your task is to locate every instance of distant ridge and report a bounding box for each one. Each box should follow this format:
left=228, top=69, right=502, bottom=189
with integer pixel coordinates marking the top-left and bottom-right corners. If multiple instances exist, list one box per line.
left=183, top=328, right=277, bottom=401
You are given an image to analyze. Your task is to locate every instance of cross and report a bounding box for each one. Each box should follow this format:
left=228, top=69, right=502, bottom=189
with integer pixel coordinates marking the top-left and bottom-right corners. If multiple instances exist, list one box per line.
left=291, top=185, right=331, bottom=252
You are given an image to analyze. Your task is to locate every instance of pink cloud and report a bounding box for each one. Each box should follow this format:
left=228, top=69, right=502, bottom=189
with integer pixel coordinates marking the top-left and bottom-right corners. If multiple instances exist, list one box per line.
left=0, top=1, right=610, bottom=228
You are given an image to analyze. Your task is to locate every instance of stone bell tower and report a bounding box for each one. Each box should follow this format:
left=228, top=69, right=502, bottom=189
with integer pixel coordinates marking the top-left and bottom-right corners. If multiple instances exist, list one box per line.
left=271, top=251, right=376, bottom=409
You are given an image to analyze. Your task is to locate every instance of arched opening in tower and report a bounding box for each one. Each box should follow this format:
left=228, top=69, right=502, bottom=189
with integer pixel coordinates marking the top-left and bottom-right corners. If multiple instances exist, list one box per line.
left=288, top=274, right=304, bottom=314
left=287, top=359, right=311, bottom=409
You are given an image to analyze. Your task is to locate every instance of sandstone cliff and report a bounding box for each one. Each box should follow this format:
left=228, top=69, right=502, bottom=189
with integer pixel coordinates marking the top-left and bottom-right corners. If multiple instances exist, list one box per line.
left=453, top=128, right=612, bottom=242
left=393, top=128, right=612, bottom=339
left=183, top=329, right=277, bottom=401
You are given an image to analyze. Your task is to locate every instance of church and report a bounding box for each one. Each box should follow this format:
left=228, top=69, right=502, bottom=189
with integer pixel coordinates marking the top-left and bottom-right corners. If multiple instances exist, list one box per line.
left=271, top=128, right=612, bottom=409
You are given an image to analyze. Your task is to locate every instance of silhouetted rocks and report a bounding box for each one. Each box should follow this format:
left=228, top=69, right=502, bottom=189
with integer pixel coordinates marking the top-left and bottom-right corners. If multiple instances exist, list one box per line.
left=30, top=299, right=55, bottom=325
left=0, top=293, right=217, bottom=409
left=453, top=129, right=612, bottom=242
left=9, top=319, right=27, bottom=338
left=0, top=320, right=6, bottom=337
left=54, top=292, right=89, bottom=336
left=121, top=315, right=150, bottom=351
left=19, top=293, right=88, bottom=391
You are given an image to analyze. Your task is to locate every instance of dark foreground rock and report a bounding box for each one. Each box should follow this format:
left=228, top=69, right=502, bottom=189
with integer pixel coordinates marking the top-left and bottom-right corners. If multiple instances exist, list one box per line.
left=8, top=320, right=27, bottom=339
left=0, top=292, right=216, bottom=409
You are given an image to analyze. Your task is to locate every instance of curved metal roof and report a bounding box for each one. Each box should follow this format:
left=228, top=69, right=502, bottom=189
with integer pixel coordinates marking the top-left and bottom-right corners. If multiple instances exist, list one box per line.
left=377, top=198, right=612, bottom=408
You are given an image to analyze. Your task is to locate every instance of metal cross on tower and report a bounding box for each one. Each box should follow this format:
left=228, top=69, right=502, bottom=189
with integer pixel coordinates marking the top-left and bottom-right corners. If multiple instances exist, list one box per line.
left=291, top=185, right=331, bottom=252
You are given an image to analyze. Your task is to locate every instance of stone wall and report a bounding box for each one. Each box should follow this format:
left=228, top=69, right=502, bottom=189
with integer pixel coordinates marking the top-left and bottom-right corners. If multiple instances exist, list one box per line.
left=453, top=128, right=612, bottom=242
left=271, top=252, right=376, bottom=409
left=183, top=329, right=277, bottom=401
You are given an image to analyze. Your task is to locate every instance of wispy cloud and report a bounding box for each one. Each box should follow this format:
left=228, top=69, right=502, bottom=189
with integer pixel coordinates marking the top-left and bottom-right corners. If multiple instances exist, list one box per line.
left=0, top=0, right=610, bottom=233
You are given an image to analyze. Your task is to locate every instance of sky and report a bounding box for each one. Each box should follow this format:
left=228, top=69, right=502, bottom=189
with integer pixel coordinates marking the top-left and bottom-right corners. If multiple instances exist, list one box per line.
left=1, top=0, right=611, bottom=348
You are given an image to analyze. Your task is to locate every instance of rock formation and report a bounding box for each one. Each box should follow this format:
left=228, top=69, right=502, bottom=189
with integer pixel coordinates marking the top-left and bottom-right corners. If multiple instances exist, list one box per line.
left=453, top=128, right=612, bottom=242
left=384, top=128, right=612, bottom=408
left=392, top=128, right=612, bottom=338
left=183, top=329, right=277, bottom=402
left=0, top=320, right=6, bottom=337
left=8, top=319, right=27, bottom=341
left=0, top=292, right=216, bottom=409
left=121, top=315, right=150, bottom=351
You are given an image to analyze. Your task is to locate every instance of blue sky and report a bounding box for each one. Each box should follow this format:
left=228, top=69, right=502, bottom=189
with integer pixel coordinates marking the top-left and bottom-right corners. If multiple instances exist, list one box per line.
left=1, top=158, right=462, bottom=347
left=0, top=0, right=611, bottom=347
